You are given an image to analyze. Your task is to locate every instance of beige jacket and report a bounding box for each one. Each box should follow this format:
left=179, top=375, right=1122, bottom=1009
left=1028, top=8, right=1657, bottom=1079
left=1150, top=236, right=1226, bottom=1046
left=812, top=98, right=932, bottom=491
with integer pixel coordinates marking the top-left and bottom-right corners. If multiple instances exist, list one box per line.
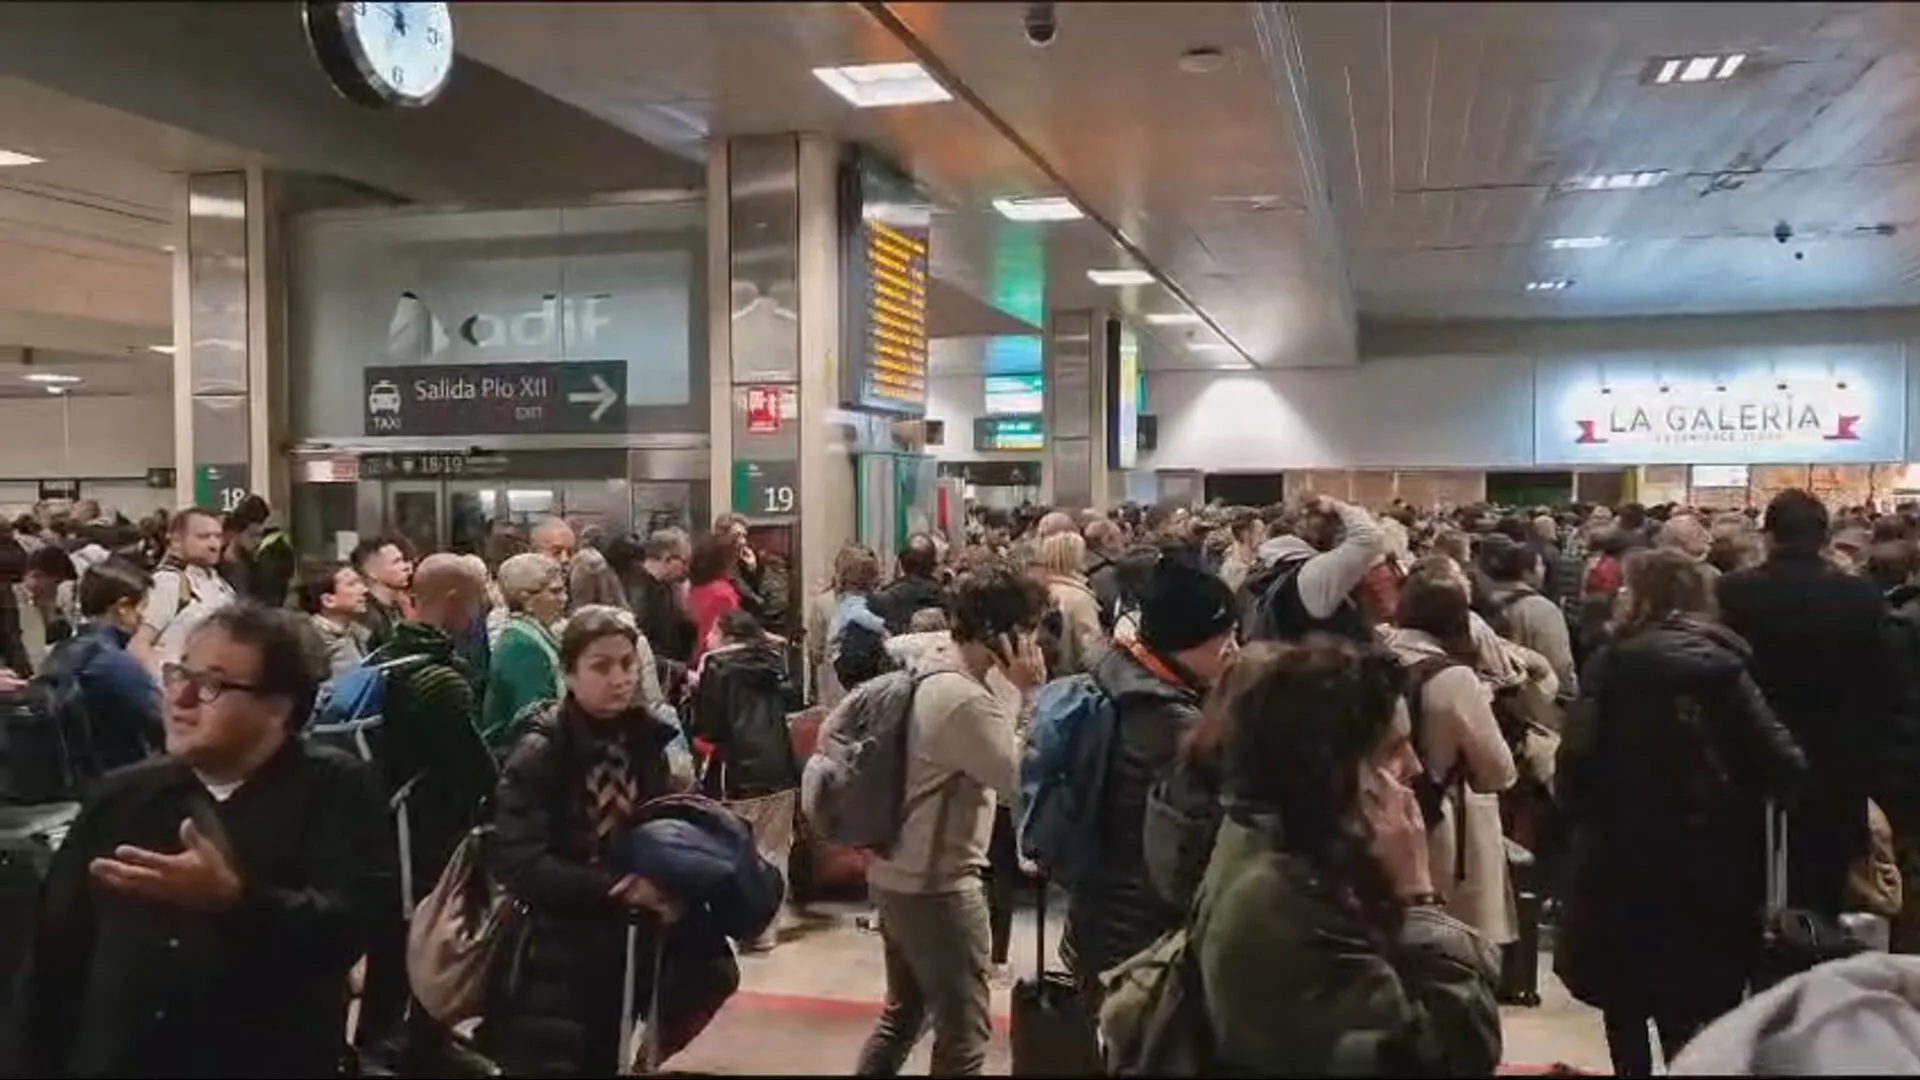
left=1046, top=574, right=1106, bottom=676
left=1380, top=627, right=1520, bottom=944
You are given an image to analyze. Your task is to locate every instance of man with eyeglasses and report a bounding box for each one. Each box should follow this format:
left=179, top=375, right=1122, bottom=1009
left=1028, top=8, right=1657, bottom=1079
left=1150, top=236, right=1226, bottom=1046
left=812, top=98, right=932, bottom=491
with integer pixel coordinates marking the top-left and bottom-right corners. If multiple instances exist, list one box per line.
left=19, top=603, right=388, bottom=1077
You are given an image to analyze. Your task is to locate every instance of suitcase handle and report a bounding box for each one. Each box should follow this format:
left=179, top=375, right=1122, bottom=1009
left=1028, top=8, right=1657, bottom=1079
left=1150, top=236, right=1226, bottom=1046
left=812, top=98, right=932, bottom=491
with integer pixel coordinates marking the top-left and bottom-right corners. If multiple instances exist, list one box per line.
left=1033, top=876, right=1050, bottom=979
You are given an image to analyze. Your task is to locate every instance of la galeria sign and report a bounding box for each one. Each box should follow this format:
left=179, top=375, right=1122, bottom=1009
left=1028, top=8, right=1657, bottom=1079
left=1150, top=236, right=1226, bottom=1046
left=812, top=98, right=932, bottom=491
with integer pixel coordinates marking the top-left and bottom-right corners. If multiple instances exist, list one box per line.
left=1572, top=385, right=1861, bottom=449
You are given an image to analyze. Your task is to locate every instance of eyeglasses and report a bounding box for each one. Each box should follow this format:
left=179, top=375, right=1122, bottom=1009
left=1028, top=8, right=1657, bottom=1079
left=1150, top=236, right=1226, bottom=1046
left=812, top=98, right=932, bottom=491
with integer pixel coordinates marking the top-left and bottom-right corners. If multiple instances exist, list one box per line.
left=161, top=663, right=264, bottom=704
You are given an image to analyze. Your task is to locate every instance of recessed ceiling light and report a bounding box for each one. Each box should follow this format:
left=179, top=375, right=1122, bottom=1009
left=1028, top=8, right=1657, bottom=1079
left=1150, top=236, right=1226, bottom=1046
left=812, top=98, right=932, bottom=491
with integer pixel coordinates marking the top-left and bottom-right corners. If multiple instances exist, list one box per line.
left=1188, top=342, right=1236, bottom=353
left=148, top=344, right=176, bottom=355
left=1178, top=47, right=1230, bottom=75
left=1088, top=268, right=1155, bottom=287
left=43, top=385, right=67, bottom=395
left=1526, top=279, right=1576, bottom=292
left=991, top=196, right=1083, bottom=223
left=811, top=62, right=952, bottom=109
left=1564, top=170, right=1669, bottom=192
left=0, top=150, right=42, bottom=167
left=22, top=373, right=80, bottom=384
left=1145, top=312, right=1203, bottom=326
left=1648, top=53, right=1747, bottom=85
left=1546, top=236, right=1613, bottom=250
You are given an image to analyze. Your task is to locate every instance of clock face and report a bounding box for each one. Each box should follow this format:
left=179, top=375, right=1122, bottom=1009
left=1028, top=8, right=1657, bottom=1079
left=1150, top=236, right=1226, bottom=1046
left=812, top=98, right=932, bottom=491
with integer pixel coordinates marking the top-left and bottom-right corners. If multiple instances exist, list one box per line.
left=309, top=2, right=455, bottom=108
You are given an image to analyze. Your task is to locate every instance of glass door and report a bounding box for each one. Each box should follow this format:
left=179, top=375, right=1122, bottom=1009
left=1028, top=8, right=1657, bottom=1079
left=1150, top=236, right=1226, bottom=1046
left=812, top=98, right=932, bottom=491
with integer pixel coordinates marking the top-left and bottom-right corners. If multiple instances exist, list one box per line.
left=386, top=482, right=442, bottom=556
left=447, top=484, right=501, bottom=556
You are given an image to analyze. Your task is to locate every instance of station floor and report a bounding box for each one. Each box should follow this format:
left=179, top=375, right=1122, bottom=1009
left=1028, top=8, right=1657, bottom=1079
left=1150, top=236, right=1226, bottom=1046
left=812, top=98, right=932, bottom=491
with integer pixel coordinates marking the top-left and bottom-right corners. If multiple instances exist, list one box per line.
left=663, top=902, right=1613, bottom=1075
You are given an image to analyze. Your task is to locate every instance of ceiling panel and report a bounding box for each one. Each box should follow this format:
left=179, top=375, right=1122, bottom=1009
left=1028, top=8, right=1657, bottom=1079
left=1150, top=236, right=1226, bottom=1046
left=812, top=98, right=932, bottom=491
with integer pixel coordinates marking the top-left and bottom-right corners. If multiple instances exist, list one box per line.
left=1297, top=1, right=1920, bottom=320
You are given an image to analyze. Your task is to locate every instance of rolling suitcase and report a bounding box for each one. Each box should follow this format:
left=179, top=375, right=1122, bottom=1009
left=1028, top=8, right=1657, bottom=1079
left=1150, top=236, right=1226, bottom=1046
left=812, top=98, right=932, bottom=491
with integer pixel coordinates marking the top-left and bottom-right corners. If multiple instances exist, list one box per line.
left=1498, top=838, right=1543, bottom=1007
left=1754, top=800, right=1862, bottom=991
left=785, top=708, right=866, bottom=900
left=1010, top=880, right=1103, bottom=1077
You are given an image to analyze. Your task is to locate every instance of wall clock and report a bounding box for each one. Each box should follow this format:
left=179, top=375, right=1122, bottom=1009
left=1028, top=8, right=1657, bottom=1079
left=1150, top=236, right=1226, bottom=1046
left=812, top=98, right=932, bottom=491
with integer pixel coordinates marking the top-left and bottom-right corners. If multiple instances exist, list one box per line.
left=304, top=2, right=455, bottom=109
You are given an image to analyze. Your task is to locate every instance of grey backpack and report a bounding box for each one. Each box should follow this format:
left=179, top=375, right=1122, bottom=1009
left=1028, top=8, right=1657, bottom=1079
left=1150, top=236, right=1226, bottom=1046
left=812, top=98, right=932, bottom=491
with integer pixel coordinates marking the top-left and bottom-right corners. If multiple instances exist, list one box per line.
left=800, top=670, right=931, bottom=854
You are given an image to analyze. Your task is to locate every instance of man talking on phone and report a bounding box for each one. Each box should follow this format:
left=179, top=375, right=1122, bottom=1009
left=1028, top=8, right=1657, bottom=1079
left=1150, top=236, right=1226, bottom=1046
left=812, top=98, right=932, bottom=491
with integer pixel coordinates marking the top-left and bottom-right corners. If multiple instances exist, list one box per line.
left=854, top=563, right=1048, bottom=1078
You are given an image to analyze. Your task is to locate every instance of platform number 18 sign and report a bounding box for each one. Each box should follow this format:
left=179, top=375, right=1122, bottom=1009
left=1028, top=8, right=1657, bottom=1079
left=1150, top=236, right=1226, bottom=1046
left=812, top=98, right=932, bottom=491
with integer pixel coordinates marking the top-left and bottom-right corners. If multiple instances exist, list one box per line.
left=194, top=463, right=250, bottom=514
left=731, top=459, right=798, bottom=519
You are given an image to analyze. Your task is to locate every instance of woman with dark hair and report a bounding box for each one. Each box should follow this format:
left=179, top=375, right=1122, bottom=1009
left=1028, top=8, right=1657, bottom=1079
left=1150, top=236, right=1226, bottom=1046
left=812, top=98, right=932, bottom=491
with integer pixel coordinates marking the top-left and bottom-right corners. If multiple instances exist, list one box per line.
left=1181, top=640, right=1501, bottom=1073
left=684, top=533, right=742, bottom=666
left=1380, top=556, right=1517, bottom=947
left=483, top=605, right=733, bottom=1077
left=1556, top=549, right=1804, bottom=1077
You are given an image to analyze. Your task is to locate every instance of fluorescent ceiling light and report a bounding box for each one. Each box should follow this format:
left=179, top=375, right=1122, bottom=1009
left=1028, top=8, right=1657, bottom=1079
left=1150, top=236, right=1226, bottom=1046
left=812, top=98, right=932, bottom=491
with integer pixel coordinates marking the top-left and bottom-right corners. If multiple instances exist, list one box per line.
left=992, top=196, right=1083, bottom=223
left=148, top=344, right=176, bottom=355
left=1526, top=279, right=1575, bottom=292
left=1546, top=236, right=1612, bottom=250
left=22, top=373, right=80, bottom=384
left=188, top=193, right=245, bottom=219
left=1651, top=53, right=1747, bottom=85
left=43, top=385, right=66, bottom=395
left=1145, top=312, right=1203, bottom=326
left=1087, top=268, right=1155, bottom=287
left=1188, top=342, right=1237, bottom=353
left=811, top=62, right=952, bottom=108
left=1566, top=170, right=1668, bottom=192
left=0, top=149, right=42, bottom=167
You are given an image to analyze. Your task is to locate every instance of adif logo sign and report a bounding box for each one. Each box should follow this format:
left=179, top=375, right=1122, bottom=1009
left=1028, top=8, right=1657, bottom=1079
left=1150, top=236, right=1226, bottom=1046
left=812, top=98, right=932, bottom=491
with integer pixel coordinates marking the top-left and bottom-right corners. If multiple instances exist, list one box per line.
left=387, top=291, right=613, bottom=360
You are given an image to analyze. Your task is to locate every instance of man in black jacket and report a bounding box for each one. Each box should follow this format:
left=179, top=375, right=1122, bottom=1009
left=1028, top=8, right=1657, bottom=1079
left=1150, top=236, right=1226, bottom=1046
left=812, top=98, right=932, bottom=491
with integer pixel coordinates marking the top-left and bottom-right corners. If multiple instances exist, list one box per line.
left=1719, top=489, right=1914, bottom=918
left=22, top=602, right=388, bottom=1077
left=872, top=533, right=946, bottom=634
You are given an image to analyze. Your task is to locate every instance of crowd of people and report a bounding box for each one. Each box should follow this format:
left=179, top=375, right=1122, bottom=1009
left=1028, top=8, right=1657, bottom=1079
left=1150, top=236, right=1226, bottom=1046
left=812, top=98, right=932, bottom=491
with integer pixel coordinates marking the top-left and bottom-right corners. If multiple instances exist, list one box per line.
left=5, top=484, right=1920, bottom=1077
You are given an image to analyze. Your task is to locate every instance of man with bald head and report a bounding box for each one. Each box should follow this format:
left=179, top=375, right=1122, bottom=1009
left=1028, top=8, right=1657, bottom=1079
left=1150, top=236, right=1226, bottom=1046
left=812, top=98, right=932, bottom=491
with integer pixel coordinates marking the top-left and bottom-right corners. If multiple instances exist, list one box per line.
left=352, top=552, right=497, bottom=1073
left=1035, top=510, right=1077, bottom=541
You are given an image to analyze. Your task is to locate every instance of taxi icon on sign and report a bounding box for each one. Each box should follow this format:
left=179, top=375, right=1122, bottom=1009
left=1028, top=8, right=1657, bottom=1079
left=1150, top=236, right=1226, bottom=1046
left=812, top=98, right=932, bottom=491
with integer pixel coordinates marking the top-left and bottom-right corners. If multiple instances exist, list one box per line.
left=368, top=380, right=403, bottom=416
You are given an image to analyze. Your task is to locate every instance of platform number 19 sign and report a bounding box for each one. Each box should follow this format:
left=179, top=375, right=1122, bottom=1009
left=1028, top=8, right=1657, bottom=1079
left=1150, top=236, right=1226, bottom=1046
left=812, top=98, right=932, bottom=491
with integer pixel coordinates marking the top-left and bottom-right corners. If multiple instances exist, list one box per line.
left=731, top=459, right=798, bottom=519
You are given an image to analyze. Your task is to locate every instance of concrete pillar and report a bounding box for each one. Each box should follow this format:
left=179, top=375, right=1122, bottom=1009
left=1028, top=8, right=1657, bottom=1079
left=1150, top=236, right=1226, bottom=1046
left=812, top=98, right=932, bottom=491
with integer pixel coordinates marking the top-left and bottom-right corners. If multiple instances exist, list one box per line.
left=707, top=134, right=855, bottom=618
left=172, top=168, right=286, bottom=514
left=1043, top=309, right=1114, bottom=509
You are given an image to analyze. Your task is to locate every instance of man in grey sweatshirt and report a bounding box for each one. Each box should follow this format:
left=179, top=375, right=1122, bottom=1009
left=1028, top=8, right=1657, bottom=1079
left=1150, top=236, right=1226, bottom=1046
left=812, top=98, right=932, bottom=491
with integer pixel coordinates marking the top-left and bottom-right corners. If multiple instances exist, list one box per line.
left=1246, top=495, right=1386, bottom=643
left=854, top=565, right=1047, bottom=1077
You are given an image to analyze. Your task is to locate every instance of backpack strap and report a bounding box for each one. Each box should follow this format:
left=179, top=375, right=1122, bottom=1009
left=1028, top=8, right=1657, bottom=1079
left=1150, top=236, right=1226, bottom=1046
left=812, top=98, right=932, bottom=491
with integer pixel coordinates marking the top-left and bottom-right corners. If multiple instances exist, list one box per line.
left=1405, top=655, right=1471, bottom=882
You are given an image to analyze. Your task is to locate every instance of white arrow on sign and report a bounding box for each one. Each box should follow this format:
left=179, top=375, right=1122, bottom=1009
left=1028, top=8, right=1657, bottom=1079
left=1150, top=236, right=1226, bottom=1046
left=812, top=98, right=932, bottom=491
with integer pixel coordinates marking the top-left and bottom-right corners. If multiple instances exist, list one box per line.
left=566, top=374, right=619, bottom=422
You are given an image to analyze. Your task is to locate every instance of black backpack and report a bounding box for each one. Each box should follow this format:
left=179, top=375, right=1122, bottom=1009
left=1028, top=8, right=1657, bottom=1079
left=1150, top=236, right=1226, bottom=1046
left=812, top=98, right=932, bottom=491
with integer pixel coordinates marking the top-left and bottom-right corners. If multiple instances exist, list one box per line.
left=1244, top=554, right=1369, bottom=644
left=831, top=620, right=896, bottom=693
left=0, top=635, right=111, bottom=803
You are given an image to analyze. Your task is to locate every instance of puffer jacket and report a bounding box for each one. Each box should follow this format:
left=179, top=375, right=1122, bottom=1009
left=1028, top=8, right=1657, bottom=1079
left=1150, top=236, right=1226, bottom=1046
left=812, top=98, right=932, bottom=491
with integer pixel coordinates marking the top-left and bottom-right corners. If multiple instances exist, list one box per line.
left=1062, top=641, right=1205, bottom=986
left=484, top=699, right=737, bottom=1077
left=1554, top=614, right=1805, bottom=1015
left=1197, top=810, right=1503, bottom=1075
left=688, top=638, right=799, bottom=798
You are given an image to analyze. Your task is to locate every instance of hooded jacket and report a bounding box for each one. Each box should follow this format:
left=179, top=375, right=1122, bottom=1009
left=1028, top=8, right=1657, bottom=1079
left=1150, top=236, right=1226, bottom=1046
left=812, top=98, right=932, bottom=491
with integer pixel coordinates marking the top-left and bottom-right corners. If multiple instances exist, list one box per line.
left=1671, top=952, right=1920, bottom=1074
left=689, top=637, right=799, bottom=798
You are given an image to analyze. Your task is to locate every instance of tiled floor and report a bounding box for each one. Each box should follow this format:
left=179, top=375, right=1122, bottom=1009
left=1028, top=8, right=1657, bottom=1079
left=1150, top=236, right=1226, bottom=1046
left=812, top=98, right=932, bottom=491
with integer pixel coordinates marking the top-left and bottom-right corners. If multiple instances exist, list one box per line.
left=662, top=903, right=1613, bottom=1075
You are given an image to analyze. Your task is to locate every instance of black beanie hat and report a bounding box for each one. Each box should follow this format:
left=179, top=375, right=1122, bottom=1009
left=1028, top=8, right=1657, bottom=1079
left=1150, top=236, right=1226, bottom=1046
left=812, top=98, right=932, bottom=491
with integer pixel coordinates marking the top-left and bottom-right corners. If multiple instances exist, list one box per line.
left=1139, top=561, right=1239, bottom=653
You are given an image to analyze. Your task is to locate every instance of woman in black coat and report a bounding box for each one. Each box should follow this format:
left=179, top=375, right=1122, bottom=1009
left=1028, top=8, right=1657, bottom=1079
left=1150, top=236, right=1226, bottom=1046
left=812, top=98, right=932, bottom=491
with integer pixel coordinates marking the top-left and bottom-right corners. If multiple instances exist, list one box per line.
left=1555, top=549, right=1806, bottom=1077
left=481, top=606, right=737, bottom=1078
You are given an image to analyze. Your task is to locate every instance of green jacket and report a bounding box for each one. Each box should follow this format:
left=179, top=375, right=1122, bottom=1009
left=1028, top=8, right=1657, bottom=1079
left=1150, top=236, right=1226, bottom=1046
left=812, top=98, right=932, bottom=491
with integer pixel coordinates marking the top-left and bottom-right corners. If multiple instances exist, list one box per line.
left=1196, top=813, right=1504, bottom=1076
left=381, top=621, right=497, bottom=867
left=480, top=614, right=563, bottom=752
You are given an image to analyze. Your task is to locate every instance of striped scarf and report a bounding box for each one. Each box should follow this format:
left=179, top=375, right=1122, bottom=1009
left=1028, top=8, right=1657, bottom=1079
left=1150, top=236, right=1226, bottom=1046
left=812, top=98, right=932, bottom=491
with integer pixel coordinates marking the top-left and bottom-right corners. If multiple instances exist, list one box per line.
left=586, top=737, right=638, bottom=856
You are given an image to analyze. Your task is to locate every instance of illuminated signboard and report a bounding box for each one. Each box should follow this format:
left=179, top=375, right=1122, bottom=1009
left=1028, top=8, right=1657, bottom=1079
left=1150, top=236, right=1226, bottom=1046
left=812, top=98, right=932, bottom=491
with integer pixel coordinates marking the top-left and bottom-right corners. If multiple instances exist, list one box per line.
left=1108, top=319, right=1140, bottom=469
left=1690, top=464, right=1750, bottom=488
left=840, top=152, right=932, bottom=414
left=985, top=372, right=1044, bottom=415
left=1533, top=350, right=1907, bottom=465
left=974, top=413, right=1045, bottom=452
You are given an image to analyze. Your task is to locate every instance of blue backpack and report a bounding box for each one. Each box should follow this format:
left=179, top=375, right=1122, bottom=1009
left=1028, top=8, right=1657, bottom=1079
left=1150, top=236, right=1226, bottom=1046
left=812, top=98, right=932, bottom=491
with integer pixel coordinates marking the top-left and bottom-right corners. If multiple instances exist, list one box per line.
left=309, top=649, right=430, bottom=735
left=1017, top=673, right=1120, bottom=886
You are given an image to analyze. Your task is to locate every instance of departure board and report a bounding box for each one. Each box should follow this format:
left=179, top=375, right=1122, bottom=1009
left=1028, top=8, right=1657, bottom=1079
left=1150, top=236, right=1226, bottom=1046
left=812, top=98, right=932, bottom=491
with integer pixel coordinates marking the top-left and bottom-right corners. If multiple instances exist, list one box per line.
left=840, top=151, right=933, bottom=414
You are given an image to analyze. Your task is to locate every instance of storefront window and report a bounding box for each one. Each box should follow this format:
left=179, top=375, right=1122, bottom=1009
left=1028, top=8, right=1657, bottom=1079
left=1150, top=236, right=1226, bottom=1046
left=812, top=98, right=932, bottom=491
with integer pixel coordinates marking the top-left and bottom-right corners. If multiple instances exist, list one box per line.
left=287, top=200, right=707, bottom=440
